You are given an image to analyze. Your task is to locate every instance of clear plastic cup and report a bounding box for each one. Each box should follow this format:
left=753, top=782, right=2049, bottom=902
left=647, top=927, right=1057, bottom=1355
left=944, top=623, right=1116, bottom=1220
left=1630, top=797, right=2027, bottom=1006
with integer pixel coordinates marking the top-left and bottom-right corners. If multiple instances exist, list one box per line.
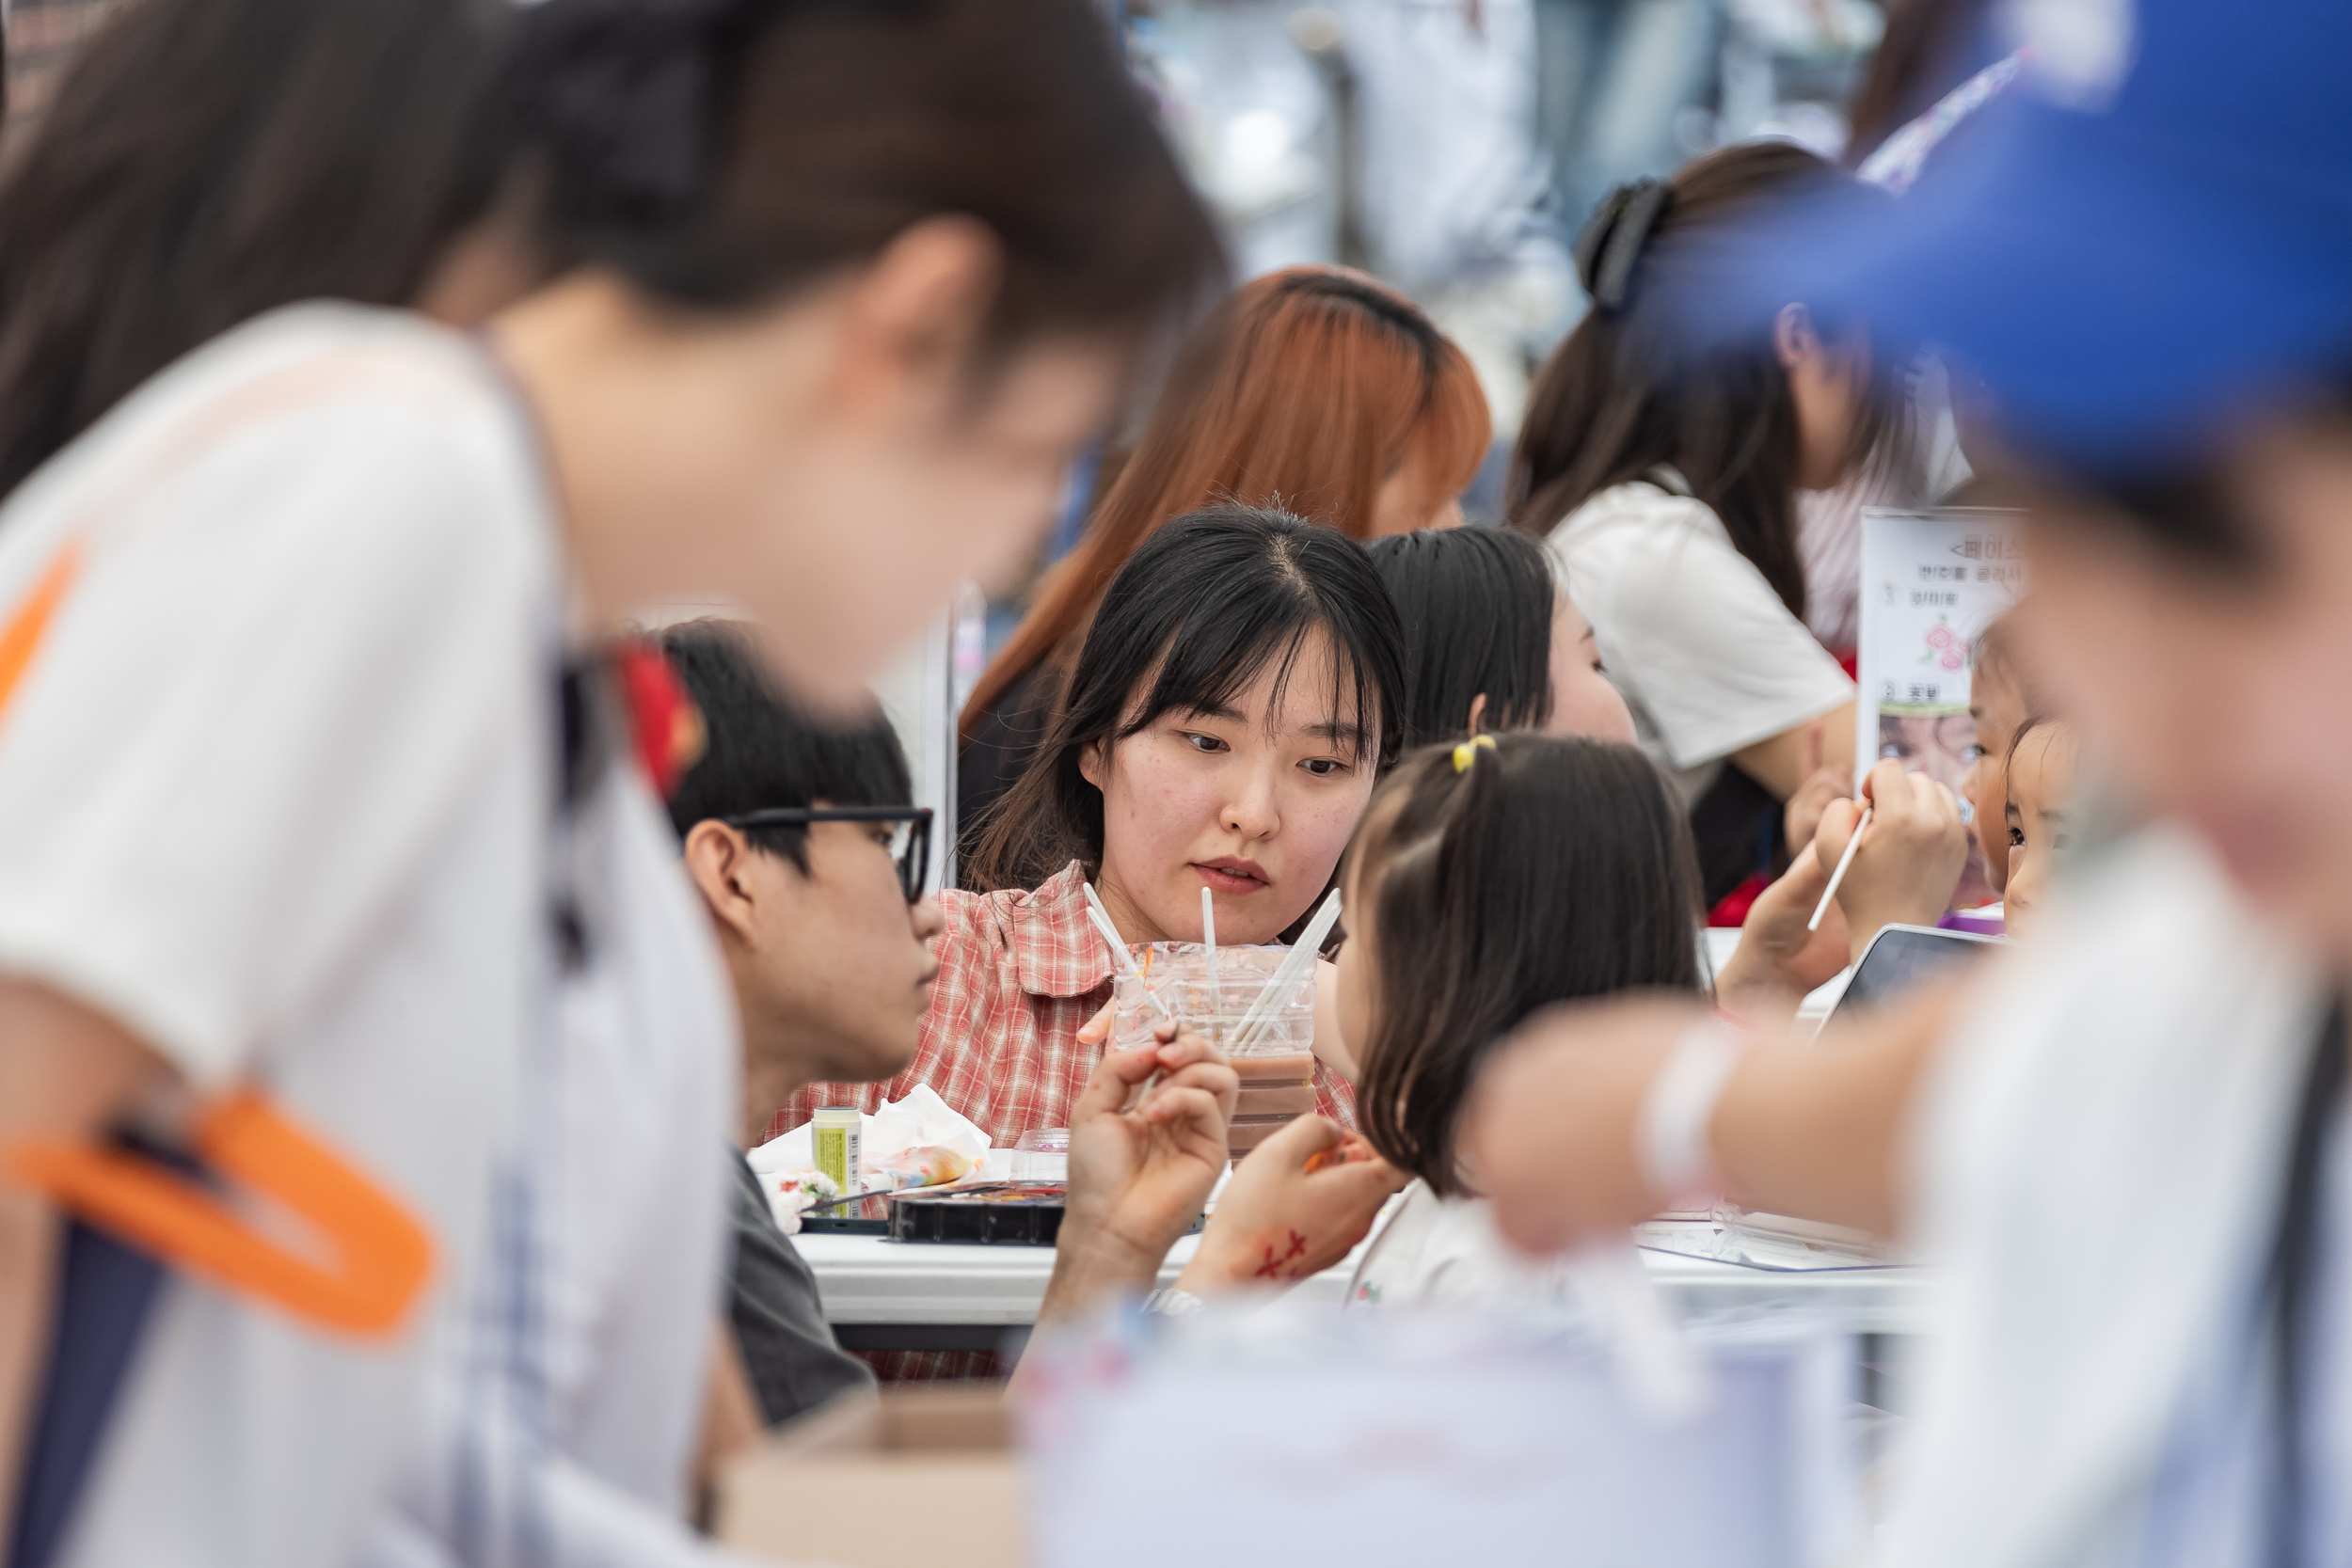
left=1012, top=1127, right=1070, bottom=1185
left=1109, top=942, right=1318, bottom=1162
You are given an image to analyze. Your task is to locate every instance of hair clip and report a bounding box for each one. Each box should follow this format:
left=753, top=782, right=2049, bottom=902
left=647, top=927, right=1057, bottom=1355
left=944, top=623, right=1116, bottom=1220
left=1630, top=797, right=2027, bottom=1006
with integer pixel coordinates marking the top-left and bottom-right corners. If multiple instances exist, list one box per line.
left=1453, top=734, right=1497, bottom=773
left=1573, top=178, right=1673, bottom=312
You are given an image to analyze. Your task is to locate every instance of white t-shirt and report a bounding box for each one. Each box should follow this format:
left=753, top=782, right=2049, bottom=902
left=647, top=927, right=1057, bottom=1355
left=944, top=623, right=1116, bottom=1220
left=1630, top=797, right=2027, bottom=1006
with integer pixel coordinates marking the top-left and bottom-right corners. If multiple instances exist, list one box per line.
left=1346, top=1180, right=1589, bottom=1310
left=0, top=303, right=739, bottom=1567
left=1541, top=475, right=1852, bottom=803
left=1886, top=824, right=2328, bottom=1568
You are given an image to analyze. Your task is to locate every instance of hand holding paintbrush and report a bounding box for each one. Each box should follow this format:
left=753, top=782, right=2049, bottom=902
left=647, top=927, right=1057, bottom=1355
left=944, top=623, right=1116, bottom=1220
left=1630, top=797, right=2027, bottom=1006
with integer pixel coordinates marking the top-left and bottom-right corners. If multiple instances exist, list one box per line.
left=1804, top=759, right=1972, bottom=958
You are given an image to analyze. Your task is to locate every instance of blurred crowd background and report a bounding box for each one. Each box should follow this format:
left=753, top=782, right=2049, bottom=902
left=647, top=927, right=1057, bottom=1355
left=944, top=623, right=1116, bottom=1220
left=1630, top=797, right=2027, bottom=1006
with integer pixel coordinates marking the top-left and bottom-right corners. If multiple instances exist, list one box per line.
left=0, top=0, right=1929, bottom=653
left=1044, top=0, right=1896, bottom=655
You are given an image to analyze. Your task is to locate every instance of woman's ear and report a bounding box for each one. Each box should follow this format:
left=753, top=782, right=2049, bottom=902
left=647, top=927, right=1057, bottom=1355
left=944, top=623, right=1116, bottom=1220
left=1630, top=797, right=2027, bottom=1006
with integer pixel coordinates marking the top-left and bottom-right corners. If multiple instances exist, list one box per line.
left=681, top=820, right=761, bottom=942
left=830, top=214, right=1005, bottom=423
left=1076, top=736, right=1108, bottom=792
left=1772, top=302, right=1820, bottom=372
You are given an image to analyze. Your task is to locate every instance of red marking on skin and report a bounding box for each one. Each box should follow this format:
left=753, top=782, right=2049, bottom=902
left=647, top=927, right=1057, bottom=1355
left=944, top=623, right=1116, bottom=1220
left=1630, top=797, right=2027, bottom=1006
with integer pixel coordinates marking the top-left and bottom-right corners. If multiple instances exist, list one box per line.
left=1252, top=1230, right=1314, bottom=1280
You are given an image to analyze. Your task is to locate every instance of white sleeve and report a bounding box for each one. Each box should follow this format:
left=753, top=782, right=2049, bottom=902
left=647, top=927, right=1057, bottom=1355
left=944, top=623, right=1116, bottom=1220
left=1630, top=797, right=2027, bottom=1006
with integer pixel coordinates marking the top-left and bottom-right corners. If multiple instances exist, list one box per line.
left=1551, top=498, right=1852, bottom=770
left=0, top=399, right=546, bottom=1087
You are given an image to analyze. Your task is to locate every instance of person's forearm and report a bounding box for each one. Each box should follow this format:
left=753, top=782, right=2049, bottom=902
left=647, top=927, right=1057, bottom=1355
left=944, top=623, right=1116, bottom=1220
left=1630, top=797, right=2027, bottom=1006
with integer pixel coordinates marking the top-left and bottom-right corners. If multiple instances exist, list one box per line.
left=1035, top=1228, right=1168, bottom=1326
left=0, top=1190, right=57, bottom=1552
left=1709, top=985, right=1953, bottom=1237
left=0, top=979, right=172, bottom=1545
left=1011, top=1227, right=1173, bottom=1397
left=1711, top=944, right=1804, bottom=1030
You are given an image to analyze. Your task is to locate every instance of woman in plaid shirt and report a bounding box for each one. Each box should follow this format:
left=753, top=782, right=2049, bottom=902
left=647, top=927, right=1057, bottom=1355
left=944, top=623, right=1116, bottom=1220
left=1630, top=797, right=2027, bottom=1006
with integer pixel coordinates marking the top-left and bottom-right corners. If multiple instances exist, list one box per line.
left=771, top=507, right=1406, bottom=1147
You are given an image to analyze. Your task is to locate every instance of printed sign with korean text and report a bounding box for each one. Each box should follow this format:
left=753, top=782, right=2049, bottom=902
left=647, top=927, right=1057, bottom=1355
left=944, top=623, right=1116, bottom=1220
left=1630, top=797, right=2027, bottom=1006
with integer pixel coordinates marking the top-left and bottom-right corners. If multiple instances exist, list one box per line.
left=1854, top=508, right=2026, bottom=911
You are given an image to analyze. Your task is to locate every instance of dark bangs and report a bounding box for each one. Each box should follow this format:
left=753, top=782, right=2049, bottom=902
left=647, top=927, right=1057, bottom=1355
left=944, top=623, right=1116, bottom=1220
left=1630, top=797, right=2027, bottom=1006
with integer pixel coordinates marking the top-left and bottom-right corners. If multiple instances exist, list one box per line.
left=964, top=505, right=1406, bottom=893
left=1116, top=572, right=1389, bottom=768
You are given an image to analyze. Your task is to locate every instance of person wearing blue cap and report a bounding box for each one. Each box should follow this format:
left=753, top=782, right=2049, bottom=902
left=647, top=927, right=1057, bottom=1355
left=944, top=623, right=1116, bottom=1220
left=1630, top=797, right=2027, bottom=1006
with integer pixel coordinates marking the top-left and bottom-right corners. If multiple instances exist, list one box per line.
left=1456, top=0, right=2352, bottom=1562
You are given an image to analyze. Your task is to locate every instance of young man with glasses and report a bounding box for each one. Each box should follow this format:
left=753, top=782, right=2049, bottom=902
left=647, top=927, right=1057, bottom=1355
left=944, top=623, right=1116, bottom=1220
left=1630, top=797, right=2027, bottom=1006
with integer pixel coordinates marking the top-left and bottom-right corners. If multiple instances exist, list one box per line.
left=660, top=621, right=946, bottom=1421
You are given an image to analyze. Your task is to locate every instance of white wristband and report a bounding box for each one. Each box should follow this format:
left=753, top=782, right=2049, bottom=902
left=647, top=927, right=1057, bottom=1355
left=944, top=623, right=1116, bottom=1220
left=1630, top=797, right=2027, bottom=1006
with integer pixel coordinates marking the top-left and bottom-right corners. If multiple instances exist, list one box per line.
left=1638, top=1017, right=1748, bottom=1204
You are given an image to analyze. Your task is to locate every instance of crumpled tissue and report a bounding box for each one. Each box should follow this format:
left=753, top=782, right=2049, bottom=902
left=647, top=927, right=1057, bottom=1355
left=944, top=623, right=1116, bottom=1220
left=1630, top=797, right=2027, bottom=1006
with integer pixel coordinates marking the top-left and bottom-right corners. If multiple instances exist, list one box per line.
left=746, top=1085, right=993, bottom=1231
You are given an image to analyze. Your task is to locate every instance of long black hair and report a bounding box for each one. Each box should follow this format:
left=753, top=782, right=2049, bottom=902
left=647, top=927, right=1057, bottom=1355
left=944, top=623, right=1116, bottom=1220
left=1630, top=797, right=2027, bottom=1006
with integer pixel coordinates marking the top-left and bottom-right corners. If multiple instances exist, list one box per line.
left=1351, top=734, right=1703, bottom=1196
left=1367, top=527, right=1557, bottom=752
left=967, top=504, right=1407, bottom=894
left=0, top=0, right=515, bottom=502
left=1508, top=142, right=1903, bottom=621
left=489, top=0, right=1224, bottom=342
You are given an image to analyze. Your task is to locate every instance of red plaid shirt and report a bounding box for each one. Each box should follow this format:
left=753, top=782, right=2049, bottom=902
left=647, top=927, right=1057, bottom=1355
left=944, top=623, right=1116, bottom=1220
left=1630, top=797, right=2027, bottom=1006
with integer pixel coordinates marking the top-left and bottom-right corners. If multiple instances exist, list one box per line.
left=766, top=861, right=1357, bottom=1144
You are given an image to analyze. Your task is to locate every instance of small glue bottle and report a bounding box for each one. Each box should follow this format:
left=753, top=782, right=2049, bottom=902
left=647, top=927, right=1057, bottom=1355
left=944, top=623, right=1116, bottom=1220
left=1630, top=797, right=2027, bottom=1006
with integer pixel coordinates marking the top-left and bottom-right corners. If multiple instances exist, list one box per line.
left=812, top=1106, right=863, bottom=1196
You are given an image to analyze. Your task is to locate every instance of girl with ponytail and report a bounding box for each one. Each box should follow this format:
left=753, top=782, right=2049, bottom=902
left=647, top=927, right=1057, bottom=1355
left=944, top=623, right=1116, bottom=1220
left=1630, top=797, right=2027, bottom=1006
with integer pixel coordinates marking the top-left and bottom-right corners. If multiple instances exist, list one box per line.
left=1160, top=731, right=1707, bottom=1305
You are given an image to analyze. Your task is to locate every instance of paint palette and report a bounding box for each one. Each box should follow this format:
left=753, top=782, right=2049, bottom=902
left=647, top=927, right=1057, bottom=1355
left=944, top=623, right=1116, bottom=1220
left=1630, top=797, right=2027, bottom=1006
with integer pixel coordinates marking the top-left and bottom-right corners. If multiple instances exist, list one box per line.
left=885, top=1182, right=1069, bottom=1245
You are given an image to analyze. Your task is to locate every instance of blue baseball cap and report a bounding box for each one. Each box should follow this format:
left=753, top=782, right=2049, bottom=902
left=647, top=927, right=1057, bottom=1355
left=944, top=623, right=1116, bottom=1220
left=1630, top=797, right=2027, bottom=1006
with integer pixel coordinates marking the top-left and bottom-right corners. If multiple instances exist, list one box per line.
left=1784, top=0, right=2352, bottom=474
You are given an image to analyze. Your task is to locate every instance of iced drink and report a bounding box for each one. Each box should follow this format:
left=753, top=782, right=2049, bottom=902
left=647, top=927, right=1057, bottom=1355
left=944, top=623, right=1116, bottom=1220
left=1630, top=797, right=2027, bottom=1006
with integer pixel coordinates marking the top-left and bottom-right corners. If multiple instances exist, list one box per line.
left=1109, top=942, right=1319, bottom=1162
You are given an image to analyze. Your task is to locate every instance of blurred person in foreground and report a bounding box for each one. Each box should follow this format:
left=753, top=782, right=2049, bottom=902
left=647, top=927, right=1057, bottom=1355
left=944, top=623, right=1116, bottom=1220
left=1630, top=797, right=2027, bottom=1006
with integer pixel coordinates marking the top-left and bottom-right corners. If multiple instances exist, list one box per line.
left=958, top=265, right=1487, bottom=841
left=0, top=3, right=1222, bottom=1566
left=0, top=0, right=531, bottom=509
left=1462, top=2, right=2352, bottom=1563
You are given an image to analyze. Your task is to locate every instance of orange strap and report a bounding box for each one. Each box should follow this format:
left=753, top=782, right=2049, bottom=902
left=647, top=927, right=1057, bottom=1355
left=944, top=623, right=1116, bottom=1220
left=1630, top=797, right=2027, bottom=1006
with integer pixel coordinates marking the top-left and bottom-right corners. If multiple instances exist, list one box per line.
left=0, top=546, right=77, bottom=727
left=2, top=1091, right=433, bottom=1338
left=0, top=549, right=433, bottom=1337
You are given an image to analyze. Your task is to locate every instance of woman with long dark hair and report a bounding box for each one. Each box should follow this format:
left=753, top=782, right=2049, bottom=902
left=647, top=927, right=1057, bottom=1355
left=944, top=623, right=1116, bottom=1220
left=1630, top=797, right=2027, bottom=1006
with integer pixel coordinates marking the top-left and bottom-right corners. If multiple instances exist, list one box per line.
left=1509, top=141, right=1900, bottom=906
left=774, top=506, right=1405, bottom=1147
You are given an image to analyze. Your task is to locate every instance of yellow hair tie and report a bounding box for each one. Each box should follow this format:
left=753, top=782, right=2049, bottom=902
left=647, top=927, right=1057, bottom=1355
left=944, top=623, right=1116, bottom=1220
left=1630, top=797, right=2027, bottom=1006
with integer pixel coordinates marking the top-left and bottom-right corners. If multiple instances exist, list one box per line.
left=1453, top=734, right=1497, bottom=773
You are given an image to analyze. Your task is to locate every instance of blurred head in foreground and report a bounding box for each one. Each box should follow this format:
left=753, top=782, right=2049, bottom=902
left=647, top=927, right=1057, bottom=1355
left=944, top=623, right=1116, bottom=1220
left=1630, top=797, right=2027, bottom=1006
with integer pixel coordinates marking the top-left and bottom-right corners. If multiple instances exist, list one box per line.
left=0, top=0, right=523, bottom=503
left=1340, top=734, right=1703, bottom=1194
left=662, top=621, right=944, bottom=1143
left=961, top=264, right=1486, bottom=744
left=1778, top=0, right=2352, bottom=957
left=484, top=0, right=1224, bottom=708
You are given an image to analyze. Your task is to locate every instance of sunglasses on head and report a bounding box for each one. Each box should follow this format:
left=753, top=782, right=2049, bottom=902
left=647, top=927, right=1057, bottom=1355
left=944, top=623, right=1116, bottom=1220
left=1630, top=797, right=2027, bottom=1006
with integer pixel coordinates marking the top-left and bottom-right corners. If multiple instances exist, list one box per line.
left=721, top=805, right=933, bottom=903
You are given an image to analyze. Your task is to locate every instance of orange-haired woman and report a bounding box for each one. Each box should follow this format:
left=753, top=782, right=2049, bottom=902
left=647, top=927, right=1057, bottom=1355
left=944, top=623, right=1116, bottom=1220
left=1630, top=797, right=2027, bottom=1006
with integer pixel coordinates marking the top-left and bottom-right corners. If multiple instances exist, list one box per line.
left=958, top=264, right=1490, bottom=850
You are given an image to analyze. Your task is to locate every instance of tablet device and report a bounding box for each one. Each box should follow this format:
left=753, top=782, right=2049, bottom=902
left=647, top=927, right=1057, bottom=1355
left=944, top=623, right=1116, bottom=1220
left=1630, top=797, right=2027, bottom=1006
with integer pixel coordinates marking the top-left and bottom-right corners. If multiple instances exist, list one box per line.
left=1835, top=922, right=2000, bottom=1013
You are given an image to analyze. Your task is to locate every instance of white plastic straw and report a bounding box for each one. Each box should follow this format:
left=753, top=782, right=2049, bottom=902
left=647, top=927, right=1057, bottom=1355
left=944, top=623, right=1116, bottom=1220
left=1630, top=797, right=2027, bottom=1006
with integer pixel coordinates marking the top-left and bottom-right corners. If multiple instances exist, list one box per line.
left=1230, top=889, right=1343, bottom=1051
left=1806, top=804, right=1872, bottom=934
left=1200, top=887, right=1222, bottom=1043
left=1086, top=883, right=1173, bottom=1021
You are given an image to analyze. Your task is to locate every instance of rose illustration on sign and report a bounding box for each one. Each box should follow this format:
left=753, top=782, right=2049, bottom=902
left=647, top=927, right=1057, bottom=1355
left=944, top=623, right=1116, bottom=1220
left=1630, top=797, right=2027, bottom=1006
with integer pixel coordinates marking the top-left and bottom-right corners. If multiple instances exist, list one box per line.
left=1919, top=615, right=1968, bottom=672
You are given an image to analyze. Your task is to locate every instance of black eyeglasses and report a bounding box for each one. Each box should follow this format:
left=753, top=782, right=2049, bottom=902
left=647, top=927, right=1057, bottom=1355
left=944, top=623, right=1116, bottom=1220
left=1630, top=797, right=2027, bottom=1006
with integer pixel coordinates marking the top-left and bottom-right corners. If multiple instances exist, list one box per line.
left=722, top=805, right=933, bottom=902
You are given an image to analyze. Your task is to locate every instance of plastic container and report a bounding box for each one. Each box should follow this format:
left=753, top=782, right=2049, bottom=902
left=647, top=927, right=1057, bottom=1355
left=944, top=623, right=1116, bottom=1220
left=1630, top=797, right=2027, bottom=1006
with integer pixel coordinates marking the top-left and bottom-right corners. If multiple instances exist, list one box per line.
left=1109, top=942, right=1318, bottom=1161
left=1012, top=1127, right=1070, bottom=1185
left=812, top=1106, right=863, bottom=1194
left=886, top=1183, right=1066, bottom=1245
